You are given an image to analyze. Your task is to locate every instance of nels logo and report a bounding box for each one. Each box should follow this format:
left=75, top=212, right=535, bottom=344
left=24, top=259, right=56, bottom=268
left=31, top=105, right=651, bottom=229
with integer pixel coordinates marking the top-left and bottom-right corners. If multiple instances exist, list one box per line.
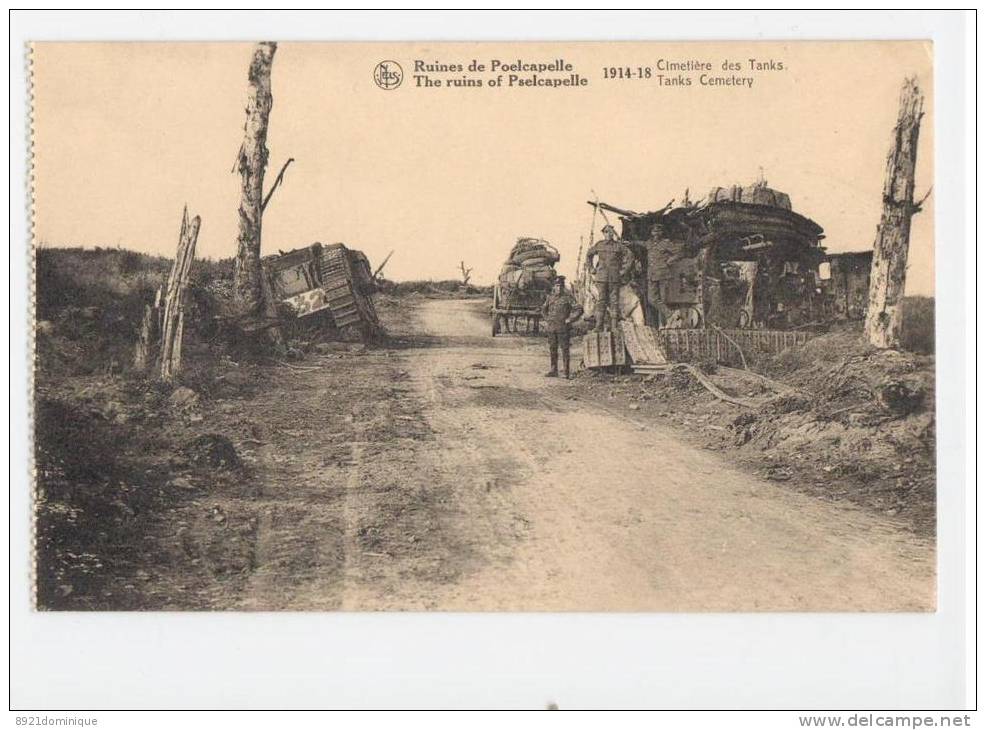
left=373, top=61, right=403, bottom=90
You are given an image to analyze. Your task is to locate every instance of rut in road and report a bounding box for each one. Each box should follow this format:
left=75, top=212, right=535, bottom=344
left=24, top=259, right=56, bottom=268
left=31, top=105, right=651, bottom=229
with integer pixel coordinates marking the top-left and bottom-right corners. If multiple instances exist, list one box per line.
left=232, top=298, right=934, bottom=611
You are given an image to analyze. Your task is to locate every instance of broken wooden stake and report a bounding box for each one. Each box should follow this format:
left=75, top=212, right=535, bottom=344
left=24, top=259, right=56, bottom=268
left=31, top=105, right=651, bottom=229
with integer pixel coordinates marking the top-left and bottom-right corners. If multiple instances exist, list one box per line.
left=160, top=206, right=201, bottom=382
left=864, top=77, right=925, bottom=349
left=261, top=157, right=295, bottom=213
left=134, top=282, right=165, bottom=372
left=133, top=303, right=157, bottom=372
left=674, top=363, right=757, bottom=408
left=372, top=250, right=395, bottom=281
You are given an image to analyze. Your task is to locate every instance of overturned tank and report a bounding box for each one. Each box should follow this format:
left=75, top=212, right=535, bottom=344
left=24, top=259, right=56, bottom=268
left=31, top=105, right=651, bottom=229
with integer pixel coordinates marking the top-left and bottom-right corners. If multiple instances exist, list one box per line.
left=262, top=242, right=383, bottom=341
left=491, top=238, right=560, bottom=336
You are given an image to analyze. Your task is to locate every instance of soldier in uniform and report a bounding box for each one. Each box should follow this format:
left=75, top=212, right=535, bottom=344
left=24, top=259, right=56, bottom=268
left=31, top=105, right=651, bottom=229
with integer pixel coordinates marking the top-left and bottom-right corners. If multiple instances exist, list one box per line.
left=586, top=224, right=633, bottom=331
left=540, top=276, right=583, bottom=378
left=643, top=222, right=680, bottom=327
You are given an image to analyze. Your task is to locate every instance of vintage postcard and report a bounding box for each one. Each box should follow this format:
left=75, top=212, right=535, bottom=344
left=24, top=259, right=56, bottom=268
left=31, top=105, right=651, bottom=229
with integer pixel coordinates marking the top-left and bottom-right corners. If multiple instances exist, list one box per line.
left=31, top=41, right=935, bottom=612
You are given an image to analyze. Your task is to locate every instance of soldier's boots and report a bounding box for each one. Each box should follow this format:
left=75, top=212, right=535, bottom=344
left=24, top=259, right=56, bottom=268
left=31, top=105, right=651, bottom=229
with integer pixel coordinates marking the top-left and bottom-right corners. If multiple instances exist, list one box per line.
left=544, top=370, right=558, bottom=378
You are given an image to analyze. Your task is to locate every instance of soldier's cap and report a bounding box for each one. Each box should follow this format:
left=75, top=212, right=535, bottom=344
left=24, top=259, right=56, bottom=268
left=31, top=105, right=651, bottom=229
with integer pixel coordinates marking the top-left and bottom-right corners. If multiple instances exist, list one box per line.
left=601, top=224, right=616, bottom=233
left=555, top=275, right=566, bottom=283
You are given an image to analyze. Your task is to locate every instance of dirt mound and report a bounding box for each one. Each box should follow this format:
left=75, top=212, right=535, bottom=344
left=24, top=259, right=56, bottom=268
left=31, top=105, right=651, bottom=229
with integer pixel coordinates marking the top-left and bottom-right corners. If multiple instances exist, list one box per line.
left=575, top=328, right=937, bottom=535
left=725, top=331, right=936, bottom=531
left=182, top=434, right=240, bottom=470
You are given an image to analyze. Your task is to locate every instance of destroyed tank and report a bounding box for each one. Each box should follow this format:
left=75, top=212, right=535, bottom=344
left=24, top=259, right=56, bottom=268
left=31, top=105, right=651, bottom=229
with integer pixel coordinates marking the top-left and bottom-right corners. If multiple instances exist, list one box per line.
left=587, top=180, right=827, bottom=331
left=262, top=242, right=383, bottom=341
left=491, top=237, right=559, bottom=336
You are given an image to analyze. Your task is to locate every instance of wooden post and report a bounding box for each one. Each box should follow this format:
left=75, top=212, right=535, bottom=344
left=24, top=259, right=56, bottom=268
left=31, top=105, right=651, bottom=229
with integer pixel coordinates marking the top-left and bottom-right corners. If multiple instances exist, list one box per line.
left=864, top=77, right=925, bottom=349
left=232, top=41, right=276, bottom=319
left=134, top=284, right=164, bottom=372
left=160, top=207, right=200, bottom=382
left=133, top=304, right=157, bottom=371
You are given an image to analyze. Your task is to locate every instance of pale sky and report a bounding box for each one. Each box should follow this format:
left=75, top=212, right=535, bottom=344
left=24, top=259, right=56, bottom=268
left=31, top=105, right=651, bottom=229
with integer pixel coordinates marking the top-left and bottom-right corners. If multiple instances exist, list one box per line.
left=32, top=41, right=934, bottom=294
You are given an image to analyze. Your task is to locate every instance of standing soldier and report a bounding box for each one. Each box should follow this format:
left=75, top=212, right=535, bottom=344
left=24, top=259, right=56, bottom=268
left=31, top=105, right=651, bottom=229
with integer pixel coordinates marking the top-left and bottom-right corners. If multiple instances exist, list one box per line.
left=644, top=222, right=679, bottom=327
left=586, top=224, right=634, bottom=331
left=541, top=276, right=583, bottom=378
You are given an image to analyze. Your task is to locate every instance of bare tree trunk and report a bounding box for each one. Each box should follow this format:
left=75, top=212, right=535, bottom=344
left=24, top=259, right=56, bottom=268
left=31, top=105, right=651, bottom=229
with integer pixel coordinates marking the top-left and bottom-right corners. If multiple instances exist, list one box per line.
left=864, top=77, right=925, bottom=349
left=160, top=207, right=201, bottom=382
left=233, top=41, right=276, bottom=318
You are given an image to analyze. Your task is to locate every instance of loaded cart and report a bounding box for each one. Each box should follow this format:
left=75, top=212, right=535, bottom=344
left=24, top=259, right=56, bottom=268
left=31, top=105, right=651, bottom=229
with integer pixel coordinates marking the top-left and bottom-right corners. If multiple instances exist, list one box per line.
left=491, top=238, right=560, bottom=337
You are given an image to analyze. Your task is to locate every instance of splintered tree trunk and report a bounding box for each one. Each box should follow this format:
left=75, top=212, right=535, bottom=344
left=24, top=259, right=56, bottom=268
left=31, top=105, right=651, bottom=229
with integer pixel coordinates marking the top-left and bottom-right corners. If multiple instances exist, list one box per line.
left=233, top=41, right=276, bottom=318
left=160, top=207, right=201, bottom=382
left=133, top=304, right=157, bottom=371
left=134, top=281, right=164, bottom=371
left=865, top=77, right=924, bottom=349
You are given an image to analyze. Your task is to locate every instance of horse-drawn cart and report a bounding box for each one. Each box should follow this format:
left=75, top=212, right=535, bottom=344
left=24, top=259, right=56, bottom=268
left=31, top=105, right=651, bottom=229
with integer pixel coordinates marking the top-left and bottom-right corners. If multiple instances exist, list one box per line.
left=491, top=284, right=544, bottom=336
left=490, top=238, right=560, bottom=337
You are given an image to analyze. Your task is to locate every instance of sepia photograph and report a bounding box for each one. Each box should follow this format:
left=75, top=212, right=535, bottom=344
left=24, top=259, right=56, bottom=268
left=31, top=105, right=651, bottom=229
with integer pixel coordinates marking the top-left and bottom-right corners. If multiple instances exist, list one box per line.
left=29, top=40, right=940, bottom=614
left=10, top=4, right=980, bottom=717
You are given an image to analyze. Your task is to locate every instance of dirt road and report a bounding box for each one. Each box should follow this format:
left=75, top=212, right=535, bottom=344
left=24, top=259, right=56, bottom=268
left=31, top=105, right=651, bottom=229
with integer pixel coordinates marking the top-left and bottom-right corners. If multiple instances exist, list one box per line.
left=192, top=298, right=931, bottom=612
left=44, top=297, right=932, bottom=611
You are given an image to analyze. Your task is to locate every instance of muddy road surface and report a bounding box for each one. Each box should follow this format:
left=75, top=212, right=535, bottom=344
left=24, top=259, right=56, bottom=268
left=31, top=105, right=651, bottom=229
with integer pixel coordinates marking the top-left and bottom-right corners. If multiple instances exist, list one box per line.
left=46, top=298, right=934, bottom=611
left=376, top=300, right=935, bottom=610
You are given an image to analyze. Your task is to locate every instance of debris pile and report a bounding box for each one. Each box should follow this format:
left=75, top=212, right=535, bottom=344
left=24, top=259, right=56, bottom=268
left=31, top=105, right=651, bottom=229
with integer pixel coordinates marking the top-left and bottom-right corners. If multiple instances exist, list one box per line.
left=574, top=329, right=936, bottom=533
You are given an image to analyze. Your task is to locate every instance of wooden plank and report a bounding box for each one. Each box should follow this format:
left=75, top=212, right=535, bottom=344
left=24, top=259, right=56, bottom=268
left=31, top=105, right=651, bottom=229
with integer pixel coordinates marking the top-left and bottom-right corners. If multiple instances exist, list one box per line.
left=620, top=321, right=668, bottom=365
left=599, top=332, right=614, bottom=367
left=613, top=331, right=627, bottom=365
left=584, top=333, right=598, bottom=368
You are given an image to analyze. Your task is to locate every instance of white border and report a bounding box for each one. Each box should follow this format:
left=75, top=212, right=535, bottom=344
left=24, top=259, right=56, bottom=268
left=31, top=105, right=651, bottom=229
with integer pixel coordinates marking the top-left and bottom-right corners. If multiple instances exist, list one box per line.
left=8, top=10, right=974, bottom=711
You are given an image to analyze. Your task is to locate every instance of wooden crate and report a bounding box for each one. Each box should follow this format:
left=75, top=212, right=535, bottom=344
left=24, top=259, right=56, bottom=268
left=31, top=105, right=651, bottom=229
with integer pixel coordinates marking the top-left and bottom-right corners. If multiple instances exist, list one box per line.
left=621, top=321, right=668, bottom=365
left=583, top=331, right=627, bottom=369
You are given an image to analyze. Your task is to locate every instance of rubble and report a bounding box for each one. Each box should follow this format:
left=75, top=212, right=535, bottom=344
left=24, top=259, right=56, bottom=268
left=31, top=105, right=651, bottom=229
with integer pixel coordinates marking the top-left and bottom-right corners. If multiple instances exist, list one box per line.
left=875, top=379, right=925, bottom=415
left=570, top=328, right=936, bottom=534
left=183, top=434, right=240, bottom=470
left=167, top=386, right=200, bottom=411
